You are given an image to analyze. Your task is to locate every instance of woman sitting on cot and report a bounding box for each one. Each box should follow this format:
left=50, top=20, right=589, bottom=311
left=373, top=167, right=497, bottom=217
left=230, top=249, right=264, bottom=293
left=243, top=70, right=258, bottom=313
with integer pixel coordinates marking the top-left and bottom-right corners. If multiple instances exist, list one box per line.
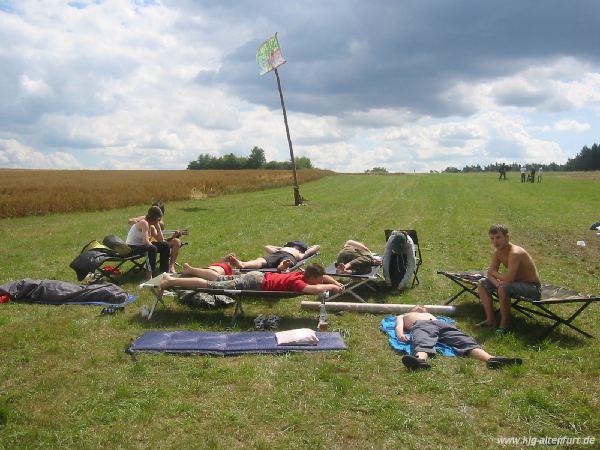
left=125, top=205, right=170, bottom=280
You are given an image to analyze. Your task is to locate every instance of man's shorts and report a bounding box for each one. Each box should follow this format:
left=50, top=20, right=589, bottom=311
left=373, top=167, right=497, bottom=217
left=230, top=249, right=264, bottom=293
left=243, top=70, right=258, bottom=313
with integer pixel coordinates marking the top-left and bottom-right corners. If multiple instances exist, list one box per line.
left=336, top=246, right=374, bottom=274
left=263, top=251, right=297, bottom=268
left=207, top=271, right=265, bottom=290
left=480, top=278, right=542, bottom=300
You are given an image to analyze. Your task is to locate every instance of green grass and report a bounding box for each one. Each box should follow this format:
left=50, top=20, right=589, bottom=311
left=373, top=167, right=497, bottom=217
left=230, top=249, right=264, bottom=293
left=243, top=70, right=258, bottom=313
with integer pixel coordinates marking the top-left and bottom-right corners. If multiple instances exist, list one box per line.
left=1, top=172, right=599, bottom=449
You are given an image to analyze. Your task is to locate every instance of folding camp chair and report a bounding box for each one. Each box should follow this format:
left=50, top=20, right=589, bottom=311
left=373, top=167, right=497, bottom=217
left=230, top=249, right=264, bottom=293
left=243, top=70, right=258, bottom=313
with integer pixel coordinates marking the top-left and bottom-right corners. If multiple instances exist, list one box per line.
left=324, top=262, right=383, bottom=303
left=70, top=239, right=149, bottom=282
left=437, top=270, right=600, bottom=338
left=139, top=274, right=324, bottom=323
left=384, top=229, right=422, bottom=287
left=239, top=252, right=319, bottom=273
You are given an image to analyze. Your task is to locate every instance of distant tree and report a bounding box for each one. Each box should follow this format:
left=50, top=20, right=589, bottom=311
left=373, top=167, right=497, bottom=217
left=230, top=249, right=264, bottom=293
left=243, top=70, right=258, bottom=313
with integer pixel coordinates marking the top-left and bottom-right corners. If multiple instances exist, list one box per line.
left=443, top=167, right=460, bottom=173
left=247, top=146, right=266, bottom=169
left=365, top=167, right=388, bottom=174
left=565, top=143, right=600, bottom=171
left=295, top=156, right=313, bottom=169
left=187, top=147, right=315, bottom=171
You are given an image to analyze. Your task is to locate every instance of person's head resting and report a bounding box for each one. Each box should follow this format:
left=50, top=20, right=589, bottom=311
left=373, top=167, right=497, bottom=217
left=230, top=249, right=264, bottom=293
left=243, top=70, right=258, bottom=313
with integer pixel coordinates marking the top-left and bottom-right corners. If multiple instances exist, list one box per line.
left=408, top=305, right=428, bottom=313
left=391, top=232, right=406, bottom=254
left=303, top=263, right=325, bottom=284
left=285, top=241, right=308, bottom=252
left=152, top=201, right=165, bottom=214
left=145, top=205, right=163, bottom=224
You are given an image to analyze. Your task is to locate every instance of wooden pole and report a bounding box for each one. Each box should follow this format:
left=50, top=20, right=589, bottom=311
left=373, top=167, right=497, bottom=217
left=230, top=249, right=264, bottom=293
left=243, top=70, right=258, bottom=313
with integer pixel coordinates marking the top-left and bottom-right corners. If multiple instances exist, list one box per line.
left=274, top=67, right=303, bottom=206
left=300, top=301, right=457, bottom=315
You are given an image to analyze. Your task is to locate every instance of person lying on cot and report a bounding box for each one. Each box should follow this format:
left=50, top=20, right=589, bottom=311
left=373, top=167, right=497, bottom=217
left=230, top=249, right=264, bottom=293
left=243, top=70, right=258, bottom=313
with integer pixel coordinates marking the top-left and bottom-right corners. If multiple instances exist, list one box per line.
left=128, top=201, right=182, bottom=273
left=226, top=241, right=320, bottom=273
left=335, top=240, right=381, bottom=275
left=159, top=263, right=344, bottom=295
left=396, top=305, right=523, bottom=371
left=179, top=256, right=237, bottom=279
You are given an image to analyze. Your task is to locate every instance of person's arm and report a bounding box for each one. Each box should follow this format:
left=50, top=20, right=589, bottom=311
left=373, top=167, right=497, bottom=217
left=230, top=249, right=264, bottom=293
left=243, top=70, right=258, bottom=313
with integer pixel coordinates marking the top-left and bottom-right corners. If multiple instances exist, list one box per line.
left=153, top=223, right=165, bottom=243
left=395, top=314, right=409, bottom=342
left=302, top=244, right=320, bottom=259
left=139, top=221, right=153, bottom=246
left=495, top=251, right=521, bottom=283
left=345, top=240, right=370, bottom=252
left=322, top=274, right=343, bottom=287
left=264, top=245, right=281, bottom=254
left=302, top=283, right=344, bottom=295
left=485, top=253, right=502, bottom=286
left=127, top=215, right=145, bottom=225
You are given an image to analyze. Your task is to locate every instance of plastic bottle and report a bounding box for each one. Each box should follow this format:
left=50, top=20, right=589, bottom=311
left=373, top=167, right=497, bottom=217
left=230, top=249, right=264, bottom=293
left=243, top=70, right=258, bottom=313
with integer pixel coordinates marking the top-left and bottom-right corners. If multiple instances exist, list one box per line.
left=318, top=299, right=328, bottom=332
left=140, top=304, right=150, bottom=320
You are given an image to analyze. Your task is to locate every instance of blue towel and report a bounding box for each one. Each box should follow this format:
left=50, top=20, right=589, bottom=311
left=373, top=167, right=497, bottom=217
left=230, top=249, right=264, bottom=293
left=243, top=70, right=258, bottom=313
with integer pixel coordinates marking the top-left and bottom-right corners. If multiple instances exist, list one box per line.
left=380, top=315, right=457, bottom=357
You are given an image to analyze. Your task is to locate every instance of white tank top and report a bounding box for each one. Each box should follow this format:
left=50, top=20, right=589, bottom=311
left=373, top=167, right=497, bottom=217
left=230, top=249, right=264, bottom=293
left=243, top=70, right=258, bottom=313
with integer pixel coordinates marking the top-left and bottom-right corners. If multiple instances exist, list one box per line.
left=126, top=222, right=146, bottom=245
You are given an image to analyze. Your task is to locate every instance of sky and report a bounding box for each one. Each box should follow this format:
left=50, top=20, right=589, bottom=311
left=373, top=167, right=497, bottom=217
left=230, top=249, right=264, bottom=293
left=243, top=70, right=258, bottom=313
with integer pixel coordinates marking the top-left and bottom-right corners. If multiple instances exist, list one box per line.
left=1, top=0, right=599, bottom=172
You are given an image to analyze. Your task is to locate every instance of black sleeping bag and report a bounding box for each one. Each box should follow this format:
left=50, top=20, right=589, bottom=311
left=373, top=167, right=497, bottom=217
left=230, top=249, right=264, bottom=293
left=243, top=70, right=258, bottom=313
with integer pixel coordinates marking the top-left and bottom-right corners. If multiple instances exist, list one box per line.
left=0, top=279, right=129, bottom=304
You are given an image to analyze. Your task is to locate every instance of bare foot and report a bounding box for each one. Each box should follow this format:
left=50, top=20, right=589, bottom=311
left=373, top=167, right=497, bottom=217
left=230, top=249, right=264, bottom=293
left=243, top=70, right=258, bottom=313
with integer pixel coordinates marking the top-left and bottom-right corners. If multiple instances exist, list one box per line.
left=219, top=252, right=235, bottom=262
left=145, top=270, right=153, bottom=281
left=277, top=258, right=294, bottom=272
left=335, top=263, right=353, bottom=275
left=182, top=263, right=193, bottom=276
left=226, top=254, right=243, bottom=269
left=159, top=273, right=174, bottom=290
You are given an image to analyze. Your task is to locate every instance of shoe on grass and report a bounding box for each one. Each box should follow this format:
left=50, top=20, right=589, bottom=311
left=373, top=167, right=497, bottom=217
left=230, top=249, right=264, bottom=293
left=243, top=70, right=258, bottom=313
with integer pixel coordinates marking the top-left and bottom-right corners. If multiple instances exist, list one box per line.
left=402, top=355, right=431, bottom=371
left=486, top=357, right=522, bottom=369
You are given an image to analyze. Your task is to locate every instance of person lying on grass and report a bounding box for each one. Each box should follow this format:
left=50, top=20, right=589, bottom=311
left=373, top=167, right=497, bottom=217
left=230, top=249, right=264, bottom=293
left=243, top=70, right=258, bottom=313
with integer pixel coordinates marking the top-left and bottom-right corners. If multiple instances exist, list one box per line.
left=225, top=241, right=321, bottom=273
left=395, top=305, right=523, bottom=371
left=159, top=263, right=345, bottom=295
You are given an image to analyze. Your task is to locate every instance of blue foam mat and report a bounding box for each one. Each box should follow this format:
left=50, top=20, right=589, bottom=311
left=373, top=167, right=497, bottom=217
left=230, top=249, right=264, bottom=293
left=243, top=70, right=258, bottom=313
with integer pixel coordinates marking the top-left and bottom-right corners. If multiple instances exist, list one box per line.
left=127, top=330, right=348, bottom=355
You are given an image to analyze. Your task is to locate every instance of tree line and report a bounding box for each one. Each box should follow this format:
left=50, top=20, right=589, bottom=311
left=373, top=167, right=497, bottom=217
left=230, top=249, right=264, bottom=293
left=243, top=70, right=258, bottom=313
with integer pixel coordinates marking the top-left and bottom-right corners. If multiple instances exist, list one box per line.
left=187, top=147, right=313, bottom=170
left=442, top=142, right=600, bottom=173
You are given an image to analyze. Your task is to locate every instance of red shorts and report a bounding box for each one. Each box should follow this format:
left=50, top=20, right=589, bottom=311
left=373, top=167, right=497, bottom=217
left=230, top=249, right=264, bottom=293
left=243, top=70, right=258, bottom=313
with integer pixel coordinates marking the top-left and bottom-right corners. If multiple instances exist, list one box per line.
left=209, top=262, right=233, bottom=276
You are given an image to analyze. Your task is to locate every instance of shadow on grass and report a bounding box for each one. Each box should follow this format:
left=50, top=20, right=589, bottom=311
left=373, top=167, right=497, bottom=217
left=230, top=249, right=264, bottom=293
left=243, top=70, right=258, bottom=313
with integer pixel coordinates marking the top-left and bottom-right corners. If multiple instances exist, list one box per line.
left=179, top=206, right=211, bottom=213
left=130, top=304, right=317, bottom=331
left=326, top=282, right=410, bottom=304
left=454, top=303, right=588, bottom=347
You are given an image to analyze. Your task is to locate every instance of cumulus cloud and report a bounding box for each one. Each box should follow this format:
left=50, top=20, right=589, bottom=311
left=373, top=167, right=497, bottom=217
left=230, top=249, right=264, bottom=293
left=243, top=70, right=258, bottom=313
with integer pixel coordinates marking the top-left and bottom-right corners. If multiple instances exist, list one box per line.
left=0, top=139, right=81, bottom=168
left=0, top=0, right=599, bottom=172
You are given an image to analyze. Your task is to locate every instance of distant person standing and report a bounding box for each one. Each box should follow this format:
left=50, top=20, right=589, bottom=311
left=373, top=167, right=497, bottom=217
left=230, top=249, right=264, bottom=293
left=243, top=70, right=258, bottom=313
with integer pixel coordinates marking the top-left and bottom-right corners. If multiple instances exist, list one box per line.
left=530, top=167, right=536, bottom=183
left=498, top=163, right=507, bottom=180
left=537, top=167, right=543, bottom=183
left=520, top=165, right=526, bottom=183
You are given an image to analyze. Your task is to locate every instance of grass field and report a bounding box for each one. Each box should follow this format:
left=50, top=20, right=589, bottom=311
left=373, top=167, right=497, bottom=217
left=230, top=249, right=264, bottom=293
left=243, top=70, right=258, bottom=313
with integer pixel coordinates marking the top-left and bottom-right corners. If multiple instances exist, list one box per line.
left=1, top=172, right=599, bottom=449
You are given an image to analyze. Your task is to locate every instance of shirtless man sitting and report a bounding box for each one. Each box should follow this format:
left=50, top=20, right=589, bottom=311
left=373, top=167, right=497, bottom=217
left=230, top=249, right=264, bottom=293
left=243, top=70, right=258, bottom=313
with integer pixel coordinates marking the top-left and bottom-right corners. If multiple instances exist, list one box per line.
left=227, top=241, right=320, bottom=273
left=477, top=224, right=541, bottom=333
left=396, top=305, right=523, bottom=370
